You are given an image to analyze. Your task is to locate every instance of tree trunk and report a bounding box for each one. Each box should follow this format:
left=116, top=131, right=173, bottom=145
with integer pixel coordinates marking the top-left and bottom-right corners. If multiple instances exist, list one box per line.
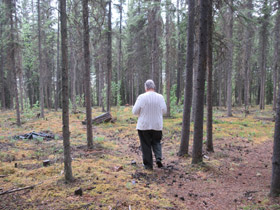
left=235, top=20, right=244, bottom=108
left=259, top=0, right=269, bottom=110
left=243, top=5, right=252, bottom=112
left=55, top=7, right=60, bottom=111
left=5, top=0, right=13, bottom=109
left=270, top=80, right=280, bottom=197
left=192, top=0, right=208, bottom=164
left=175, top=0, right=181, bottom=105
left=94, top=52, right=99, bottom=106
left=71, top=48, right=77, bottom=113
left=165, top=0, right=171, bottom=117
left=218, top=62, right=222, bottom=107
left=226, top=1, right=233, bottom=117
left=38, top=0, right=44, bottom=118
left=178, top=0, right=195, bottom=156
left=0, top=22, right=5, bottom=110
left=237, top=71, right=243, bottom=106
left=15, top=12, right=24, bottom=112
left=69, top=29, right=77, bottom=112
left=100, top=61, right=105, bottom=112
left=150, top=0, right=162, bottom=93
left=118, top=0, right=123, bottom=82
left=273, top=1, right=280, bottom=111
left=206, top=0, right=213, bottom=152
left=117, top=0, right=123, bottom=106
left=8, top=0, right=21, bottom=126
left=82, top=0, right=93, bottom=149
left=60, top=0, right=73, bottom=182
left=191, top=0, right=200, bottom=122
left=191, top=33, right=199, bottom=122
left=106, top=0, right=112, bottom=112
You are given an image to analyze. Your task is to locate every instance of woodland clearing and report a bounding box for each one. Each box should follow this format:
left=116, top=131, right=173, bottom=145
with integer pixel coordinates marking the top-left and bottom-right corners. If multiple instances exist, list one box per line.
left=0, top=106, right=280, bottom=210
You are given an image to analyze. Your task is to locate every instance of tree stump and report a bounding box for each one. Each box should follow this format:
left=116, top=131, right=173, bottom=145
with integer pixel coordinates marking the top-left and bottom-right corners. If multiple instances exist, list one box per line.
left=43, top=160, right=50, bottom=167
left=74, top=188, right=83, bottom=196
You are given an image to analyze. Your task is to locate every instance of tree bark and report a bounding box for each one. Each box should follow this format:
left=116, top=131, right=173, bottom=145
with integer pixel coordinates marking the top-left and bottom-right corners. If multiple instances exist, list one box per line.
left=55, top=7, right=60, bottom=111
left=100, top=61, right=105, bottom=112
left=192, top=0, right=208, bottom=164
left=9, top=0, right=21, bottom=126
left=226, top=1, right=233, bottom=117
left=206, top=0, right=213, bottom=152
left=106, top=0, right=112, bottom=112
left=38, top=0, right=44, bottom=118
left=273, top=1, right=280, bottom=111
left=165, top=0, right=171, bottom=117
left=0, top=22, right=5, bottom=110
left=259, top=0, right=269, bottom=110
left=150, top=0, right=162, bottom=93
left=71, top=50, right=77, bottom=113
left=4, top=0, right=13, bottom=109
left=175, top=0, right=181, bottom=105
left=178, top=0, right=195, bottom=156
left=270, top=78, right=280, bottom=197
left=6, top=1, right=21, bottom=126
left=218, top=62, right=222, bottom=107
left=82, top=0, right=93, bottom=149
left=117, top=0, right=123, bottom=106
left=118, top=0, right=123, bottom=83
left=235, top=20, right=244, bottom=107
left=94, top=52, right=99, bottom=106
left=191, top=35, right=199, bottom=122
left=70, top=31, right=77, bottom=113
left=60, top=0, right=73, bottom=182
left=15, top=11, right=24, bottom=112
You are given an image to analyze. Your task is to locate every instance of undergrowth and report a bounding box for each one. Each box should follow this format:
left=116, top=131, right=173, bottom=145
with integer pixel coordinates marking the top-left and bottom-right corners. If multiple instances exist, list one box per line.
left=0, top=105, right=277, bottom=209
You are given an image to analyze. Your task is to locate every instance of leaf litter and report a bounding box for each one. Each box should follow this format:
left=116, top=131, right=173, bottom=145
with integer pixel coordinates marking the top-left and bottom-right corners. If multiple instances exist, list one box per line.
left=0, top=106, right=280, bottom=209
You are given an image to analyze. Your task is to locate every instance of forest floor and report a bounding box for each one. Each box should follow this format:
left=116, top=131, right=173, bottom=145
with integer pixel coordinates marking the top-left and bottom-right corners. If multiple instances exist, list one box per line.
left=0, top=105, right=280, bottom=210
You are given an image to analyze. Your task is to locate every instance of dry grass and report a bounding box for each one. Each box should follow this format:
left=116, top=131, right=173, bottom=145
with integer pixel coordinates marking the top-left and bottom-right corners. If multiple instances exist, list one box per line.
left=0, top=105, right=277, bottom=210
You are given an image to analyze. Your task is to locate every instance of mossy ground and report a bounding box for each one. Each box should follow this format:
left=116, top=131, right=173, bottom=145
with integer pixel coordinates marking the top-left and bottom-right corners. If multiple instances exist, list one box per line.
left=0, top=105, right=279, bottom=209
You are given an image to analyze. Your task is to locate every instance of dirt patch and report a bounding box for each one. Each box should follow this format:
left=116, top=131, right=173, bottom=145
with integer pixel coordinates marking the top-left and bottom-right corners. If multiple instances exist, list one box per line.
left=115, top=127, right=279, bottom=209
left=254, top=117, right=275, bottom=122
left=0, top=142, right=15, bottom=151
left=0, top=192, right=35, bottom=210
left=71, top=144, right=110, bottom=159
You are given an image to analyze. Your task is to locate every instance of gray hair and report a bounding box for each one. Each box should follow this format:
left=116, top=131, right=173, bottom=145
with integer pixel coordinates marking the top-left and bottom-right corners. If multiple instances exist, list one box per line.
left=145, top=79, right=156, bottom=90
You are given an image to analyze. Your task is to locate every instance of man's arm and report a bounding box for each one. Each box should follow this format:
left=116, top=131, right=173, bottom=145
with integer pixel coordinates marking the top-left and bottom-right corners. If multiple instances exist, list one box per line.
left=132, top=95, right=142, bottom=115
left=161, top=95, right=167, bottom=114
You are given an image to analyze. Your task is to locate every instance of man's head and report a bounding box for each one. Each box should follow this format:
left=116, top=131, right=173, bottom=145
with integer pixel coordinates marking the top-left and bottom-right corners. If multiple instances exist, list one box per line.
left=145, top=79, right=156, bottom=92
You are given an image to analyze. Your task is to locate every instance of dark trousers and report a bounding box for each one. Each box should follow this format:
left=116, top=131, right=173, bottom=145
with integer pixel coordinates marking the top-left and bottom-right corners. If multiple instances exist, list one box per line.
left=137, top=130, right=162, bottom=169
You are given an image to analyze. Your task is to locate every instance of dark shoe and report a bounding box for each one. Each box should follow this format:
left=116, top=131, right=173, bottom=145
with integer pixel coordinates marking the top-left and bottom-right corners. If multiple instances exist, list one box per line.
left=143, top=164, right=153, bottom=170
left=144, top=166, right=153, bottom=171
left=156, top=161, right=163, bottom=168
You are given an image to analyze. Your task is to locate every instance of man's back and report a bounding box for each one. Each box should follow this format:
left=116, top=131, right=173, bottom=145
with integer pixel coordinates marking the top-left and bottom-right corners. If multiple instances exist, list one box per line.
left=132, top=91, right=167, bottom=131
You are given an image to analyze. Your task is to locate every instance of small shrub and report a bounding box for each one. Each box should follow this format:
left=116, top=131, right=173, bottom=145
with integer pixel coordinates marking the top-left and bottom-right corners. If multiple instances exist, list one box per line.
left=94, top=136, right=105, bottom=142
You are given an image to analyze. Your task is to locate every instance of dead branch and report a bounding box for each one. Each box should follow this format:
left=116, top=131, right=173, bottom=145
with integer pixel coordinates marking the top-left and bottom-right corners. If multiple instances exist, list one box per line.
left=0, top=185, right=36, bottom=196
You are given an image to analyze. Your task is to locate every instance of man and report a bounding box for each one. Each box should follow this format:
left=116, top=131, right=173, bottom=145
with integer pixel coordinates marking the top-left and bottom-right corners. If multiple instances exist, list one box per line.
left=132, top=79, right=167, bottom=170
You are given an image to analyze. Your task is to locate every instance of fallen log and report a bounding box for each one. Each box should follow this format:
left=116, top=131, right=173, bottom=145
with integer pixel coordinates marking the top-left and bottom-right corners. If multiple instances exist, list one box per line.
left=82, top=112, right=112, bottom=125
left=73, top=110, right=86, bottom=114
left=14, top=131, right=55, bottom=141
left=0, top=185, right=36, bottom=196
